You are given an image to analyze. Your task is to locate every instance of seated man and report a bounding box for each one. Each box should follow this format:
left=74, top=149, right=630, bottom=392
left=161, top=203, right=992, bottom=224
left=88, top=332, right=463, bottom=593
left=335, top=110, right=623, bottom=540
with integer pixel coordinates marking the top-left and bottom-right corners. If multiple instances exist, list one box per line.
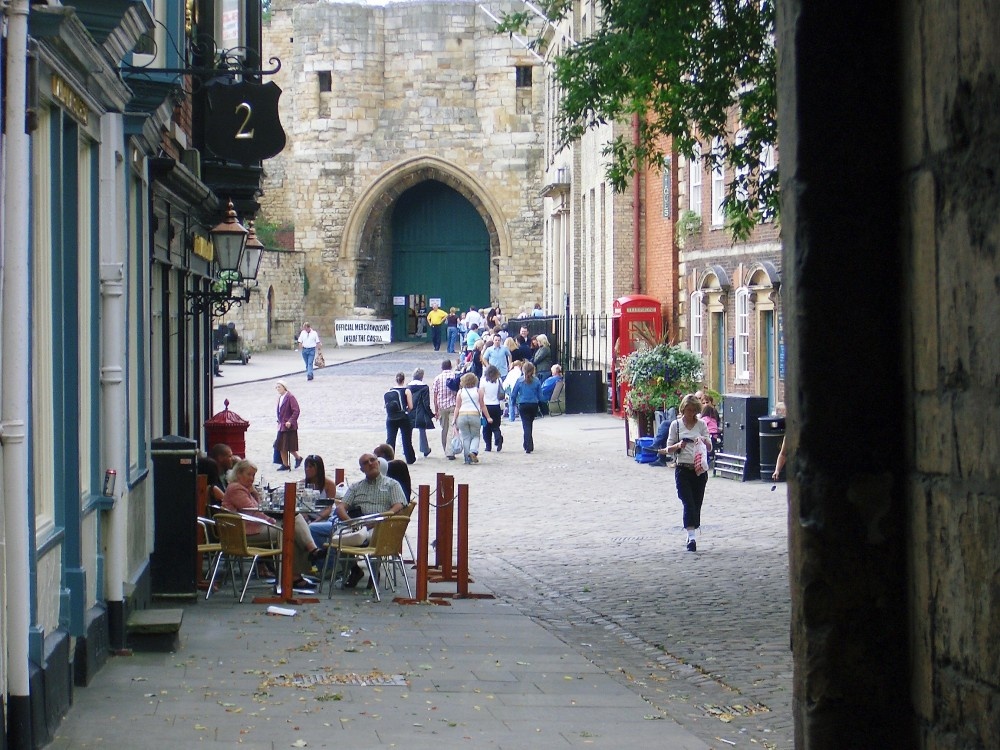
left=323, top=451, right=408, bottom=588
left=540, top=364, right=565, bottom=416
left=648, top=406, right=679, bottom=466
left=308, top=452, right=408, bottom=583
left=198, top=443, right=236, bottom=505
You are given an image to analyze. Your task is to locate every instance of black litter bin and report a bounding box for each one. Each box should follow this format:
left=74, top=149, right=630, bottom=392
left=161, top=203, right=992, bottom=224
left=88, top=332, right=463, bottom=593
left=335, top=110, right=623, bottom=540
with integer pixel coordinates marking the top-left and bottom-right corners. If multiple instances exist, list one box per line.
left=150, top=435, right=199, bottom=596
left=759, top=415, right=786, bottom=481
left=564, top=370, right=603, bottom=414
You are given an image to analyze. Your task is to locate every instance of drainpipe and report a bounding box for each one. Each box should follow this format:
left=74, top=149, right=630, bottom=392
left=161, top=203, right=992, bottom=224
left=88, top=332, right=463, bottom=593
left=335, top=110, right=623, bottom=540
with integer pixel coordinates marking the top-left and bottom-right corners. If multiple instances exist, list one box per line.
left=632, top=114, right=641, bottom=295
left=2, top=0, right=36, bottom=744
left=99, top=114, right=129, bottom=650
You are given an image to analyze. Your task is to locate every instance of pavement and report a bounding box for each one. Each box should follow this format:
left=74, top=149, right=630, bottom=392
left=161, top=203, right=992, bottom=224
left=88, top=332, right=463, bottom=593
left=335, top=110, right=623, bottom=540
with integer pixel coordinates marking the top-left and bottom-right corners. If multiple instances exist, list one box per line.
left=48, top=343, right=792, bottom=749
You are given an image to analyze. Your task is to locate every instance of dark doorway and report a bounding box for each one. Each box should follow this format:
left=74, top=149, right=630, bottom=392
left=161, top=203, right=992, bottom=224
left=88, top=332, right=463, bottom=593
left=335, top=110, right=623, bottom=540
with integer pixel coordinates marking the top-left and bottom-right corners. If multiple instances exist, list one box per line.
left=390, top=180, right=490, bottom=341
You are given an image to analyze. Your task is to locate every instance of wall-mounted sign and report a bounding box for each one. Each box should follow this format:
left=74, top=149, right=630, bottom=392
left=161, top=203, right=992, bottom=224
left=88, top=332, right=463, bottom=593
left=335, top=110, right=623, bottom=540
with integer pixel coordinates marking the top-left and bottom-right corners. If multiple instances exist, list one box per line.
left=777, top=310, right=786, bottom=380
left=335, top=319, right=392, bottom=346
left=393, top=296, right=406, bottom=306
left=51, top=74, right=89, bottom=125
left=429, top=298, right=441, bottom=307
left=204, top=80, right=287, bottom=164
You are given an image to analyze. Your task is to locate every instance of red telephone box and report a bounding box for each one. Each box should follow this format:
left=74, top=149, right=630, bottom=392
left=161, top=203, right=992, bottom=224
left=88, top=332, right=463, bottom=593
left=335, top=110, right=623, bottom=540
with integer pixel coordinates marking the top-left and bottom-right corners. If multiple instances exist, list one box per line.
left=610, top=295, right=663, bottom=417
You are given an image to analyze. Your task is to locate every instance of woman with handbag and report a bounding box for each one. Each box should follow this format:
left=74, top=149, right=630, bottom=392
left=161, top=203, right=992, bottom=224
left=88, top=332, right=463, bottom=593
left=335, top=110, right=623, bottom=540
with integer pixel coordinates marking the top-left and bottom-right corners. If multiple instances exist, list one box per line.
left=406, top=368, right=435, bottom=457
left=453, top=372, right=492, bottom=464
left=658, top=393, right=712, bottom=552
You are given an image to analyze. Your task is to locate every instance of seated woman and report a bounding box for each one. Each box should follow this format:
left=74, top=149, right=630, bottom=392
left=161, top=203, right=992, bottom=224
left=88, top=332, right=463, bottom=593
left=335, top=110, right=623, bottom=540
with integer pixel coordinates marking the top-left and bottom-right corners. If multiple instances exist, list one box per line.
left=301, top=454, right=337, bottom=503
left=374, top=443, right=412, bottom=498
left=223, top=459, right=324, bottom=590
left=701, top=396, right=723, bottom=455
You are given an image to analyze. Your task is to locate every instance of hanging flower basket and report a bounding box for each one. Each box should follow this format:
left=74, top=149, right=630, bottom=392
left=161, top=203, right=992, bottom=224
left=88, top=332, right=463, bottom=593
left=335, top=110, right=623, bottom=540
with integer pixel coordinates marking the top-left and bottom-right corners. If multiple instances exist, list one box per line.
left=618, top=344, right=704, bottom=431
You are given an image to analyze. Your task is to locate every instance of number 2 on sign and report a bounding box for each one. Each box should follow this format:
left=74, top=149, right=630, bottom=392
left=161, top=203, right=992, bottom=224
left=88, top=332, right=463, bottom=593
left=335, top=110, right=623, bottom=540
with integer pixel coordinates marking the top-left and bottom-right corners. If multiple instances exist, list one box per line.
left=234, top=102, right=254, bottom=139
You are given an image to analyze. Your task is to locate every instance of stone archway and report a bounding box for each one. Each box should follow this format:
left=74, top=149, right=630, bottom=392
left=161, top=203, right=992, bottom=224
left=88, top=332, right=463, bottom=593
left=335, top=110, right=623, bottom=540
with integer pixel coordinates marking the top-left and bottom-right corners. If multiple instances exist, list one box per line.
left=341, top=156, right=512, bottom=316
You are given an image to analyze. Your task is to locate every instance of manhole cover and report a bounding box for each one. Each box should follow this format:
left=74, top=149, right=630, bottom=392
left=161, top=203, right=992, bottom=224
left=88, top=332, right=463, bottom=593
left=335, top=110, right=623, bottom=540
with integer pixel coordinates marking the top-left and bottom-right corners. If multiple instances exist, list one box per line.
left=266, top=672, right=409, bottom=688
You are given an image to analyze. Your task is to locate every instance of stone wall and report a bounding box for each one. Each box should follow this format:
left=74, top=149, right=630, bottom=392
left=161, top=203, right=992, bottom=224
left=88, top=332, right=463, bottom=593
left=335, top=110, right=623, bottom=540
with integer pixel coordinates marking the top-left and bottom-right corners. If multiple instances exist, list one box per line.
left=780, top=0, right=999, bottom=747
left=216, top=249, right=305, bottom=352
left=901, top=2, right=1000, bottom=748
left=256, top=0, right=546, bottom=329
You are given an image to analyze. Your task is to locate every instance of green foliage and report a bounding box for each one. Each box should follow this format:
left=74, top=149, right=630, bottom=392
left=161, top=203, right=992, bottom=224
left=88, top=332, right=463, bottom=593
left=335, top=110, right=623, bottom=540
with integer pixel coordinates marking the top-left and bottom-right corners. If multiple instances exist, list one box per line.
left=254, top=215, right=293, bottom=251
left=676, top=209, right=702, bottom=247
left=619, top=344, right=704, bottom=418
left=496, top=0, right=778, bottom=240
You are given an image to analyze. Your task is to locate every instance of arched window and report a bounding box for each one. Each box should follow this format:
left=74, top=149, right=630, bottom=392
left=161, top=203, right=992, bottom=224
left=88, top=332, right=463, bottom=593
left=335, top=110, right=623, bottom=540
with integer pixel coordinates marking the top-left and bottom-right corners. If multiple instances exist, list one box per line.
left=735, top=287, right=751, bottom=381
left=690, top=291, right=704, bottom=356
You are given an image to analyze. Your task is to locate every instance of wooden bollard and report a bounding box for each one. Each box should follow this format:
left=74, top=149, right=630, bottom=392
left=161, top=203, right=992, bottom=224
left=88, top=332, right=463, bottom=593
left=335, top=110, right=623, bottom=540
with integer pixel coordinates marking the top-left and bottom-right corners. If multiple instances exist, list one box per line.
left=433, top=473, right=456, bottom=581
left=394, top=484, right=449, bottom=605
left=415, top=484, right=430, bottom=601
left=253, top=481, right=317, bottom=604
left=456, top=483, right=469, bottom=596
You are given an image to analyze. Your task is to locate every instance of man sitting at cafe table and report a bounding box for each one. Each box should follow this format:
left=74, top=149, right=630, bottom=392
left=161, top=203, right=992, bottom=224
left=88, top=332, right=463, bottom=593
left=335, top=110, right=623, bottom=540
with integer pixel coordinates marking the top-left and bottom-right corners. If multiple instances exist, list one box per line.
left=311, top=452, right=408, bottom=588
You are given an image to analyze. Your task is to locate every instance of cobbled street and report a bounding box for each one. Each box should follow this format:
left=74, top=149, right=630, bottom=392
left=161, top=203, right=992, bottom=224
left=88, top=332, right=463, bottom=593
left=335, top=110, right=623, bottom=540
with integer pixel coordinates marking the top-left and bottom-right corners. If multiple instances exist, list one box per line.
left=217, top=345, right=794, bottom=748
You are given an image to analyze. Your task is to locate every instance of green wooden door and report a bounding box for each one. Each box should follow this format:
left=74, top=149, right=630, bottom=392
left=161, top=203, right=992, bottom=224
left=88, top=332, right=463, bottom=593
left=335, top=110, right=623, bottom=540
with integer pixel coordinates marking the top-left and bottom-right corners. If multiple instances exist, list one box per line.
left=391, top=181, right=490, bottom=340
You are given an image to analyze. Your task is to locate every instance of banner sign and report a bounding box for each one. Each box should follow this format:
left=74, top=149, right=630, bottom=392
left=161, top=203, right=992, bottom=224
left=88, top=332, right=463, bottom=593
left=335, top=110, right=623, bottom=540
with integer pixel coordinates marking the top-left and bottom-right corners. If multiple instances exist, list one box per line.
left=335, top=319, right=392, bottom=346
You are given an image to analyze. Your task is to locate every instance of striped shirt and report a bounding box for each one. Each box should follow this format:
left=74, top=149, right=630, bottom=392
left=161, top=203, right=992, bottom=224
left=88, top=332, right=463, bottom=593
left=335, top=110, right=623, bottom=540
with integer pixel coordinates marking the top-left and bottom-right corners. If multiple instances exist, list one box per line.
left=432, top=371, right=458, bottom=412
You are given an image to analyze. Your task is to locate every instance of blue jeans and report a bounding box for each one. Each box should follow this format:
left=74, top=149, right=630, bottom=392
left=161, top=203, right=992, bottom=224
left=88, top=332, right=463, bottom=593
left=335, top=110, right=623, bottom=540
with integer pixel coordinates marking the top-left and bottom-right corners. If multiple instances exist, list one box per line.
left=309, top=519, right=338, bottom=548
left=301, top=347, right=316, bottom=379
left=518, top=403, right=539, bottom=452
left=447, top=326, right=460, bottom=353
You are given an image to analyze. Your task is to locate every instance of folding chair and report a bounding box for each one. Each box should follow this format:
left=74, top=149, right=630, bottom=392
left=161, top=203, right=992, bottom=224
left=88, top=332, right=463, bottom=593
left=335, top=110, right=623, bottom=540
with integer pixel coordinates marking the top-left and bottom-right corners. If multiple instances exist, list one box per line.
left=207, top=513, right=283, bottom=602
left=327, top=515, right=412, bottom=602
left=198, top=516, right=223, bottom=597
left=548, top=379, right=565, bottom=415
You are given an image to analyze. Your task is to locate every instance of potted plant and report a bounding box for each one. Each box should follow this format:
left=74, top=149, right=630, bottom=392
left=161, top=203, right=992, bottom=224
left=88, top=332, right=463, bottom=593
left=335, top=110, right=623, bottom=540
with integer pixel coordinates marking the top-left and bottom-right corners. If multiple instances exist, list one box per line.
left=618, top=344, right=704, bottom=435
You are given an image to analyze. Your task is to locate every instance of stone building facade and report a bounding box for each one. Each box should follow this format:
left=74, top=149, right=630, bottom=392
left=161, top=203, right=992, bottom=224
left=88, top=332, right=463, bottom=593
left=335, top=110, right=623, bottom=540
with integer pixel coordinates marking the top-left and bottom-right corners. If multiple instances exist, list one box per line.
left=247, top=0, right=545, bottom=340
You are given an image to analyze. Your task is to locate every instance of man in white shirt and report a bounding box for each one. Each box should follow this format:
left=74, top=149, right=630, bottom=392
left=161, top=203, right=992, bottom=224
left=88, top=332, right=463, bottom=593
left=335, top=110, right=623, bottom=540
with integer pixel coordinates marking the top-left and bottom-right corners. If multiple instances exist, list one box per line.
left=297, top=322, right=321, bottom=381
left=464, top=306, right=483, bottom=331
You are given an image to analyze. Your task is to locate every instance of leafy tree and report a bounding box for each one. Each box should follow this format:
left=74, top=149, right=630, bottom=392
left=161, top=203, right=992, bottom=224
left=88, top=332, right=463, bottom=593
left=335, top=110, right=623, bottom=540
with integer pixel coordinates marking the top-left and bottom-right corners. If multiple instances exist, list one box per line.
left=498, top=0, right=777, bottom=239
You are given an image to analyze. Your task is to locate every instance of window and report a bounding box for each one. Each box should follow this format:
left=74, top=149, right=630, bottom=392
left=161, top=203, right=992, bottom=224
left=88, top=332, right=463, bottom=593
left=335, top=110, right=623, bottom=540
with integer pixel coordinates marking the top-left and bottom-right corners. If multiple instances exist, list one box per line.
left=711, top=137, right=725, bottom=226
left=690, top=292, right=704, bottom=356
left=218, top=0, right=244, bottom=51
left=318, top=71, right=332, bottom=92
left=516, top=65, right=533, bottom=88
left=734, top=128, right=750, bottom=203
left=761, top=143, right=776, bottom=218
left=688, top=143, right=702, bottom=217
left=735, top=287, right=750, bottom=381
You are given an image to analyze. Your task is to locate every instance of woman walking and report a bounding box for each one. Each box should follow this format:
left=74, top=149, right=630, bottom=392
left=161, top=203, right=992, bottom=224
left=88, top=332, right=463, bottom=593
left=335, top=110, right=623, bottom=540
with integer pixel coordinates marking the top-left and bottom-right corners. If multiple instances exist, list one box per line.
left=659, top=393, right=712, bottom=551
left=453, top=372, right=492, bottom=464
left=384, top=372, right=416, bottom=464
left=511, top=362, right=543, bottom=453
left=407, top=368, right=435, bottom=457
left=480, top=365, right=505, bottom=452
left=274, top=380, right=302, bottom=471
